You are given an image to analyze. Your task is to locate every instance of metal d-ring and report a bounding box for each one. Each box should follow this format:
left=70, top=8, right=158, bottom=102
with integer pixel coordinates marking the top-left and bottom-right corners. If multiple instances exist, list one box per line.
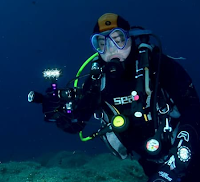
left=94, top=112, right=103, bottom=120
left=159, top=104, right=169, bottom=114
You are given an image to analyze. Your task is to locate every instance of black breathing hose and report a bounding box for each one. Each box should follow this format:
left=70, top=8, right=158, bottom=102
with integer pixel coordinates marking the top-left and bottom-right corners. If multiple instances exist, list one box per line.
left=150, top=34, right=163, bottom=129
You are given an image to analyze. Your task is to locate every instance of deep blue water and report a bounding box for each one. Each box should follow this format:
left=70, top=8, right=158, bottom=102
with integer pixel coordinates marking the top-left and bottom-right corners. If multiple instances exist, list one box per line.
left=0, top=0, right=199, bottom=162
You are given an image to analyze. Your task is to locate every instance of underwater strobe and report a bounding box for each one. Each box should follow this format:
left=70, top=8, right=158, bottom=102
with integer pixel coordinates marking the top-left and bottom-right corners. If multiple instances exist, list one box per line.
left=43, top=68, right=62, bottom=96
left=42, top=68, right=62, bottom=80
left=28, top=68, right=62, bottom=103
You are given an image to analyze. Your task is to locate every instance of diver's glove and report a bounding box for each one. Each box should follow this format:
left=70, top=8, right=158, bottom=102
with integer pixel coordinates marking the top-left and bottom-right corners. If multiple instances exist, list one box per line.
left=42, top=87, right=61, bottom=122
left=147, top=165, right=179, bottom=182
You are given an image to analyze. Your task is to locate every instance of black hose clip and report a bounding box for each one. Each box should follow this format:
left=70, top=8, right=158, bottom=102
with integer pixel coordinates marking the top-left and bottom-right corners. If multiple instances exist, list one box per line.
left=91, top=62, right=102, bottom=80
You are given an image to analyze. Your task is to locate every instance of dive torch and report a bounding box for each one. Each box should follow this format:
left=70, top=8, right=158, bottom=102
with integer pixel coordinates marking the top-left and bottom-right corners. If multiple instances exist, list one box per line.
left=28, top=68, right=62, bottom=104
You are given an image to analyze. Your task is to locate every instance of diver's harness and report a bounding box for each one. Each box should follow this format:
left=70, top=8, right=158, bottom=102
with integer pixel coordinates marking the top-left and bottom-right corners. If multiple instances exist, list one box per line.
left=64, top=27, right=177, bottom=157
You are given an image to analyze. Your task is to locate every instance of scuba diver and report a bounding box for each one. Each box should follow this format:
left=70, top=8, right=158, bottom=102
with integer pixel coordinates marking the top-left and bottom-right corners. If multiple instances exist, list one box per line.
left=28, top=13, right=200, bottom=182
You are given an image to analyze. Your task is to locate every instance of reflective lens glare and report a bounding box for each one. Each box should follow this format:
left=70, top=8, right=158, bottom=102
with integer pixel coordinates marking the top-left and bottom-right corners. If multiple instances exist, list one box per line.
left=91, top=28, right=129, bottom=54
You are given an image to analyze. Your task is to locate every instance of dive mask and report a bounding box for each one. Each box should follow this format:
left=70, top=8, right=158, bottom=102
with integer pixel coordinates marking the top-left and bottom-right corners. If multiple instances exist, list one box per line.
left=91, top=28, right=130, bottom=54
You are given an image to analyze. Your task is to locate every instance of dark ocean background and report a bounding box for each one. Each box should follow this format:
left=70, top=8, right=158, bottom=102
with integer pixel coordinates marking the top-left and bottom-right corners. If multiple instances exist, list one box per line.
left=0, top=0, right=199, bottom=164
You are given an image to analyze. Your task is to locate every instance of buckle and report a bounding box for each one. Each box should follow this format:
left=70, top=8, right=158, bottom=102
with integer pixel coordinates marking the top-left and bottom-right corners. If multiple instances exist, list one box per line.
left=163, top=118, right=172, bottom=132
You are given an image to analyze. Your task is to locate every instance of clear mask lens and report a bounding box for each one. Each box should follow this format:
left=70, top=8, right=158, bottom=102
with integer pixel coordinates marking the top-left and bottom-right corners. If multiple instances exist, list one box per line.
left=91, top=28, right=128, bottom=54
